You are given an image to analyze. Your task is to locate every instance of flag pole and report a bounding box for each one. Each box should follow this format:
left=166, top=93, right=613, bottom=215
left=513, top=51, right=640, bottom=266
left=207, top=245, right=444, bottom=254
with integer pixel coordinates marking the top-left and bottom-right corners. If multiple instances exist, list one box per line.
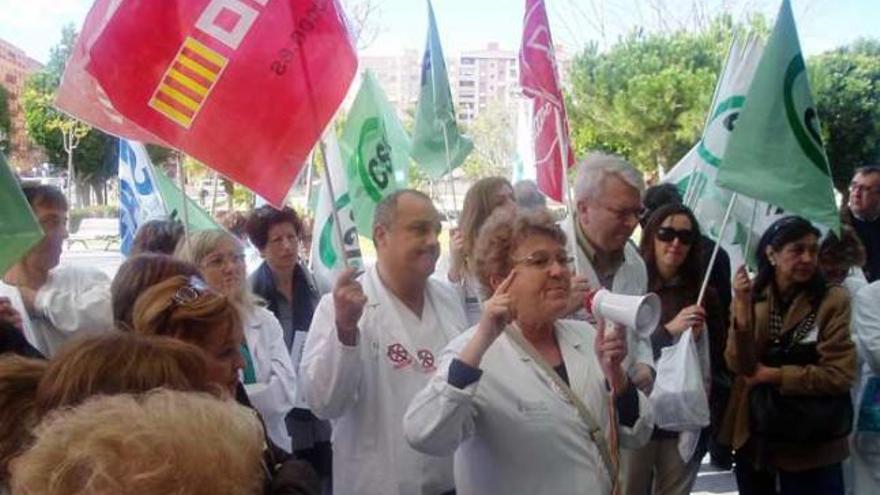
left=697, top=192, right=738, bottom=306
left=317, top=134, right=349, bottom=269
left=441, top=124, right=459, bottom=223
left=304, top=151, right=316, bottom=211
left=175, top=151, right=191, bottom=257
left=743, top=198, right=759, bottom=269
left=554, top=107, right=578, bottom=274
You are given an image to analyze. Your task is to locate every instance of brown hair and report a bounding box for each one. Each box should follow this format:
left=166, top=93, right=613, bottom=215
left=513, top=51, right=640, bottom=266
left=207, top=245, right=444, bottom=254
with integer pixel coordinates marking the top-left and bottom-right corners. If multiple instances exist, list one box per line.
left=473, top=207, right=567, bottom=294
left=246, top=205, right=305, bottom=250
left=639, top=203, right=704, bottom=294
left=131, top=275, right=242, bottom=350
left=131, top=219, right=185, bottom=256
left=111, top=253, right=201, bottom=330
left=0, top=356, right=47, bottom=482
left=21, top=184, right=67, bottom=211
left=819, top=225, right=866, bottom=270
left=11, top=390, right=265, bottom=495
left=459, top=177, right=513, bottom=267
left=35, top=333, right=220, bottom=416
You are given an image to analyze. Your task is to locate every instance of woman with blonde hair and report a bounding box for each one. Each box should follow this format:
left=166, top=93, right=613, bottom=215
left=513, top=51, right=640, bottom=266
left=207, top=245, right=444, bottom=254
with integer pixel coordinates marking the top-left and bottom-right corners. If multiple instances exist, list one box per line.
left=10, top=389, right=266, bottom=495
left=175, top=229, right=298, bottom=453
left=448, top=176, right=516, bottom=325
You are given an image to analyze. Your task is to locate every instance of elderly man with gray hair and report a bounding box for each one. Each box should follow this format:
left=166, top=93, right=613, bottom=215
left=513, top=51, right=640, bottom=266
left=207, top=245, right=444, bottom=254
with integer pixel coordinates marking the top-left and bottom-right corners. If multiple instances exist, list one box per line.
left=564, top=152, right=654, bottom=392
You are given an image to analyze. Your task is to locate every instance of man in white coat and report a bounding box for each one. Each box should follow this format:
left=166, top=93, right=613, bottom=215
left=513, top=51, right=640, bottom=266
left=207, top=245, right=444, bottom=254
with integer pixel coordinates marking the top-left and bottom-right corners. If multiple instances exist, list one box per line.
left=300, top=189, right=467, bottom=495
left=564, top=152, right=654, bottom=393
left=0, top=184, right=113, bottom=356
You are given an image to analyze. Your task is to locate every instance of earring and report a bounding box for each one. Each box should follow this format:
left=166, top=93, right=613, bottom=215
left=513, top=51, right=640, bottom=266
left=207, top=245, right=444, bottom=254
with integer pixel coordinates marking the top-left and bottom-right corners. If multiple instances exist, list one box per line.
left=769, top=257, right=776, bottom=266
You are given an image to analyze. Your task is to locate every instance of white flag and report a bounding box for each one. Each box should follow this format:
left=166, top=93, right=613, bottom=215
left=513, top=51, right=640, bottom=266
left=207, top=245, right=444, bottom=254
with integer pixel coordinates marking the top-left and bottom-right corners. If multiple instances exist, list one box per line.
left=663, top=35, right=783, bottom=269
left=309, top=130, right=363, bottom=294
left=118, top=139, right=167, bottom=255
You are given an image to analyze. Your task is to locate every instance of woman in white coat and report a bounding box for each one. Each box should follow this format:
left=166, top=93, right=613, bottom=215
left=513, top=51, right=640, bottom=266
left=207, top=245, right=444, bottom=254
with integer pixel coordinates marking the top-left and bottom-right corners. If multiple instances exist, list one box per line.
left=404, top=208, right=653, bottom=495
left=176, top=229, right=298, bottom=453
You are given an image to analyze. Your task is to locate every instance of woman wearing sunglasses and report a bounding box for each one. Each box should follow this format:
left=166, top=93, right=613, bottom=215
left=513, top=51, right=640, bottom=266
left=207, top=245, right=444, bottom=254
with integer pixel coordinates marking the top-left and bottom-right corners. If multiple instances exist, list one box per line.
left=405, top=207, right=653, bottom=494
left=722, top=216, right=856, bottom=495
left=622, top=203, right=723, bottom=494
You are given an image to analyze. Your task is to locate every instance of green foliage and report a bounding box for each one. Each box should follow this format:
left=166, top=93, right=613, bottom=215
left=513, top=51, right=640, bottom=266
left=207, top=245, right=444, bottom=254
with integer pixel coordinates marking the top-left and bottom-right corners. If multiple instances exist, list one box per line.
left=810, top=39, right=880, bottom=191
left=0, top=85, right=10, bottom=154
left=460, top=102, right=514, bottom=180
left=567, top=15, right=768, bottom=173
left=21, top=23, right=113, bottom=181
left=69, top=204, right=119, bottom=233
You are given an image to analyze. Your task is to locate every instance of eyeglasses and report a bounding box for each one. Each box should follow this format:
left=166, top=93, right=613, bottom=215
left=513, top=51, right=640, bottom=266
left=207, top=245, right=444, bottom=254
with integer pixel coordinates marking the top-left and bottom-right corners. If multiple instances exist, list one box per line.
left=850, top=183, right=880, bottom=195
left=512, top=250, right=574, bottom=270
left=202, top=252, right=246, bottom=270
left=656, top=227, right=696, bottom=245
left=596, top=201, right=646, bottom=222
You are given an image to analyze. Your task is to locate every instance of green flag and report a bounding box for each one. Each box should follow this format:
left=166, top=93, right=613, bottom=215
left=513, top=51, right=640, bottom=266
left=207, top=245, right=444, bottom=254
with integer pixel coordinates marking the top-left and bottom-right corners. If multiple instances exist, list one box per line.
left=409, top=0, right=473, bottom=179
left=341, top=70, right=411, bottom=239
left=716, top=0, right=839, bottom=231
left=0, top=154, right=43, bottom=275
left=153, top=167, right=223, bottom=232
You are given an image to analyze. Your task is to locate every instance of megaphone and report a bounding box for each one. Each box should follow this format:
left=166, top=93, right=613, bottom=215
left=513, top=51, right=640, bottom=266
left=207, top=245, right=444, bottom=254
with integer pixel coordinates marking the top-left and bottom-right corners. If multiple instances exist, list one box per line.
left=585, top=289, right=661, bottom=338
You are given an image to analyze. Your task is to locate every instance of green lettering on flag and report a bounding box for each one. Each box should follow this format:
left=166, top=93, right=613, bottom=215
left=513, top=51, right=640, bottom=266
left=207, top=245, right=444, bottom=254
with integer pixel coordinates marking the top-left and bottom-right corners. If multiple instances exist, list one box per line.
left=409, top=0, right=473, bottom=179
left=341, top=70, right=411, bottom=239
left=0, top=153, right=43, bottom=275
left=716, top=0, right=839, bottom=232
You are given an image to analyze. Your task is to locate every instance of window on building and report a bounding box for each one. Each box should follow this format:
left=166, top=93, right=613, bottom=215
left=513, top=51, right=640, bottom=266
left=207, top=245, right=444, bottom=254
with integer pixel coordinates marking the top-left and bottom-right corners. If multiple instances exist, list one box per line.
left=462, top=57, right=475, bottom=65
left=5, top=73, right=16, bottom=85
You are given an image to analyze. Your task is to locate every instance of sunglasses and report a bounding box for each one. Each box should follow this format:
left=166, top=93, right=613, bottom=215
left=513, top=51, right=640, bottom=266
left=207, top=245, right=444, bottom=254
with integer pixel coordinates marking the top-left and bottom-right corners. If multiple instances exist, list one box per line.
left=656, top=227, right=695, bottom=245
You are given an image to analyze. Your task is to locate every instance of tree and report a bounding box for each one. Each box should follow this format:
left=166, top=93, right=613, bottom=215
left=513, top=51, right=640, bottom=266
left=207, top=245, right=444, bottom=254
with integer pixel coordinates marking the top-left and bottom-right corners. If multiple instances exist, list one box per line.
left=460, top=102, right=515, bottom=180
left=21, top=24, right=114, bottom=206
left=343, top=0, right=384, bottom=50
left=810, top=39, right=880, bottom=191
left=0, top=85, right=10, bottom=154
left=566, top=15, right=767, bottom=174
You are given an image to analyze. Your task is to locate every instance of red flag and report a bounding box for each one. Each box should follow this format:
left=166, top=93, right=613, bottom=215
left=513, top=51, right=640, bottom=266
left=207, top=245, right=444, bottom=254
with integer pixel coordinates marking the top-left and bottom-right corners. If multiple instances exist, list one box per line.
left=56, top=0, right=357, bottom=206
left=519, top=0, right=574, bottom=203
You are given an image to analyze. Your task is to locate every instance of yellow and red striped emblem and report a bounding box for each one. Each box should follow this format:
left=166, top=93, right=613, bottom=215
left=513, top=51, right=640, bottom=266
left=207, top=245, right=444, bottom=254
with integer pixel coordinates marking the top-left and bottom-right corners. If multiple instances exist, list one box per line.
left=149, top=37, right=227, bottom=129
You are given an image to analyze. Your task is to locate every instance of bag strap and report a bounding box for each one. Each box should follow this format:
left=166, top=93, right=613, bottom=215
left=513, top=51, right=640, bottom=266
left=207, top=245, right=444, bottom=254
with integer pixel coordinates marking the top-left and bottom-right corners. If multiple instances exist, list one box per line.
left=503, top=323, right=619, bottom=489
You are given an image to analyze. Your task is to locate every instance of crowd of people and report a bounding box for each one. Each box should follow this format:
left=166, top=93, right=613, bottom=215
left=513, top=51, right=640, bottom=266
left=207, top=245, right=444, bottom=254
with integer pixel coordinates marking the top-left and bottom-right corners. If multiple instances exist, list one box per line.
left=0, top=157, right=879, bottom=495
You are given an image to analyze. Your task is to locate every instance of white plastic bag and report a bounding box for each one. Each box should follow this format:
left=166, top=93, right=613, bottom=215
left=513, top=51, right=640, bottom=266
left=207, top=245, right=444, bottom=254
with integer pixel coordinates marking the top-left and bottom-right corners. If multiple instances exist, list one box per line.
left=650, top=329, right=710, bottom=431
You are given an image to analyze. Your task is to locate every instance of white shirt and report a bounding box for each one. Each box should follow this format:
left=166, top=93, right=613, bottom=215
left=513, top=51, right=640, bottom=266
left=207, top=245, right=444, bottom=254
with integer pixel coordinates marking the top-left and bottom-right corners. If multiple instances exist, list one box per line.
left=561, top=218, right=654, bottom=372
left=0, top=265, right=113, bottom=356
left=300, top=266, right=467, bottom=495
left=242, top=306, right=298, bottom=453
left=403, top=319, right=654, bottom=495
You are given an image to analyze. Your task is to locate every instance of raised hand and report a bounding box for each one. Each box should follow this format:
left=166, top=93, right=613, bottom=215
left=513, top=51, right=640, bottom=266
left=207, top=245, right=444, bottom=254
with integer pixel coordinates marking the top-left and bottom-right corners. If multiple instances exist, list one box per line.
left=733, top=265, right=752, bottom=303
left=458, top=270, right=518, bottom=368
left=448, top=228, right=466, bottom=283
left=565, top=275, right=592, bottom=315
left=333, top=267, right=367, bottom=345
left=665, top=304, right=707, bottom=338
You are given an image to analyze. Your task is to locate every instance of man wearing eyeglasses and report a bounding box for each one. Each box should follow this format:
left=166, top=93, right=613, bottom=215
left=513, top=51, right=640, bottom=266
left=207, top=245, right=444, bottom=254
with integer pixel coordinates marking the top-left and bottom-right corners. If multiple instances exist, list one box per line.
left=300, top=189, right=467, bottom=495
left=565, top=153, right=655, bottom=394
left=0, top=185, right=113, bottom=356
left=847, top=166, right=880, bottom=282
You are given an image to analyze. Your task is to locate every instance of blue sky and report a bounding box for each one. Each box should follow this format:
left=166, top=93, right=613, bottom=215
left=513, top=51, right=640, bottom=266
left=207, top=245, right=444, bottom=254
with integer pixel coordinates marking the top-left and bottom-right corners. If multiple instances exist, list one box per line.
left=0, top=0, right=877, bottom=64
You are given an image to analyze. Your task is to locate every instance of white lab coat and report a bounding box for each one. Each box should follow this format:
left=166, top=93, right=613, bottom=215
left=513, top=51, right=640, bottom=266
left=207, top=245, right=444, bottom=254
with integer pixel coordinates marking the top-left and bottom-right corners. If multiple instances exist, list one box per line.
left=561, top=219, right=654, bottom=373
left=851, top=281, right=880, bottom=493
left=300, top=266, right=467, bottom=495
left=404, top=319, right=654, bottom=495
left=242, top=306, right=298, bottom=453
left=0, top=265, right=113, bottom=356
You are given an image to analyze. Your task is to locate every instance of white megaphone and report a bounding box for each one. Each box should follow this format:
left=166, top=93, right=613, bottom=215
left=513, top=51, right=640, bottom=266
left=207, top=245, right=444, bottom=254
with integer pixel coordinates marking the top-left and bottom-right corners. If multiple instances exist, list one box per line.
left=586, top=289, right=662, bottom=338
